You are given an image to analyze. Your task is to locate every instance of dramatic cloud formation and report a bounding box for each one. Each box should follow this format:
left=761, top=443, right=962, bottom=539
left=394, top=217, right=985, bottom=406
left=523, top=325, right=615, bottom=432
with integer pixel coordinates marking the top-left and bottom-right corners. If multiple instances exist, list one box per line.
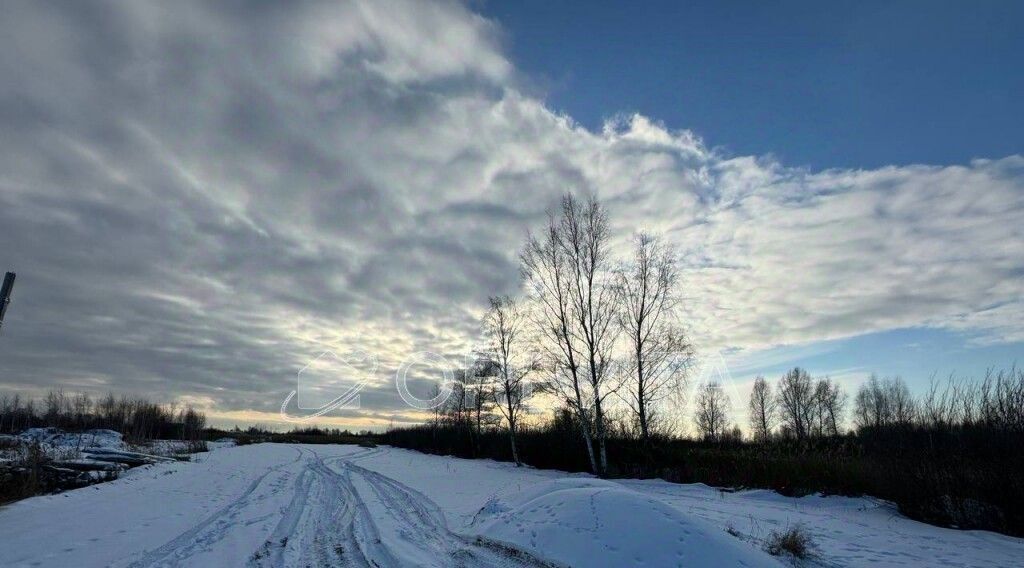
left=1, top=1, right=1021, bottom=426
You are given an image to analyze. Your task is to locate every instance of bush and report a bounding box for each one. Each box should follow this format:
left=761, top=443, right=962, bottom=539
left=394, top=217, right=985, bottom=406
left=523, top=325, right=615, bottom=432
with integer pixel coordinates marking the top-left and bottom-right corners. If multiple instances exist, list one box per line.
left=765, top=525, right=812, bottom=559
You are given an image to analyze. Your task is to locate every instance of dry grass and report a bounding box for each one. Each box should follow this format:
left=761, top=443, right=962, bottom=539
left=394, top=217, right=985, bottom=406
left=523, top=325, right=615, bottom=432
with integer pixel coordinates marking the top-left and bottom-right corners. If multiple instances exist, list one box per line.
left=765, top=525, right=813, bottom=559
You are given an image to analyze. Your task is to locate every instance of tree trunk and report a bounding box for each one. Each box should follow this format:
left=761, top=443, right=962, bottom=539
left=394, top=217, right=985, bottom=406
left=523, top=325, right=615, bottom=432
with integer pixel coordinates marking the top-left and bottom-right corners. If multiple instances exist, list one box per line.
left=593, top=392, right=608, bottom=475
left=578, top=407, right=598, bottom=474
left=509, top=423, right=520, bottom=466
left=637, top=341, right=650, bottom=448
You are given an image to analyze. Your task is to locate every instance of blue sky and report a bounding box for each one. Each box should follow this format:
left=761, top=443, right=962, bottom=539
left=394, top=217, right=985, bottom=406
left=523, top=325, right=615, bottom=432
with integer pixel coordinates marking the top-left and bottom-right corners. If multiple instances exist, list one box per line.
left=484, top=0, right=1023, bottom=170
left=723, top=328, right=1024, bottom=396
left=483, top=0, right=1024, bottom=391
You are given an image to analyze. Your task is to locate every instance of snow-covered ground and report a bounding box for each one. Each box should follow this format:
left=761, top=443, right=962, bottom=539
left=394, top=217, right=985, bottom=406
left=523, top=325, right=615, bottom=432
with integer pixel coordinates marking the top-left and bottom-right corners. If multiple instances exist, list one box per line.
left=0, top=443, right=1020, bottom=567
left=2, top=427, right=215, bottom=461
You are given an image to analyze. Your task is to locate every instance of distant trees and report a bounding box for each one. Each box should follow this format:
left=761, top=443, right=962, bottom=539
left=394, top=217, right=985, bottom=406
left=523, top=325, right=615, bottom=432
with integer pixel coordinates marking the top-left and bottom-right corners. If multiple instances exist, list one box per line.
left=466, top=359, right=498, bottom=438
left=813, top=378, right=847, bottom=437
left=0, top=393, right=34, bottom=433
left=0, top=390, right=207, bottom=442
left=777, top=368, right=816, bottom=441
left=181, top=406, right=207, bottom=441
left=748, top=376, right=776, bottom=442
left=693, top=382, right=730, bottom=441
left=388, top=367, right=1024, bottom=536
left=748, top=369, right=848, bottom=440
left=854, top=375, right=915, bottom=430
left=615, top=233, right=693, bottom=447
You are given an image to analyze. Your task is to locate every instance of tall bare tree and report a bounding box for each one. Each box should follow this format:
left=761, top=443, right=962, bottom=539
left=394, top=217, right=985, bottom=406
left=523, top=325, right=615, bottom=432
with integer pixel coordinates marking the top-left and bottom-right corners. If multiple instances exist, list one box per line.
left=522, top=207, right=598, bottom=473
left=521, top=193, right=618, bottom=475
left=748, top=375, right=777, bottom=441
left=693, top=382, right=730, bottom=441
left=558, top=194, right=620, bottom=474
left=615, top=232, right=693, bottom=447
left=482, top=295, right=535, bottom=466
left=777, top=367, right=815, bottom=440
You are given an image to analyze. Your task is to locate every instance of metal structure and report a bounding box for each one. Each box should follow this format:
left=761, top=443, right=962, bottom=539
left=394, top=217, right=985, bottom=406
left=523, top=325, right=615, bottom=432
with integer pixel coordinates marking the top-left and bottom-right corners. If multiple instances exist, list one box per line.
left=0, top=271, right=15, bottom=332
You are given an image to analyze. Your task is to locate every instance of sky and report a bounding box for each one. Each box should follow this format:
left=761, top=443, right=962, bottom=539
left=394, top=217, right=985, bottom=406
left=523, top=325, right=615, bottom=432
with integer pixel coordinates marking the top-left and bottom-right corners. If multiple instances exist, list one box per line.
left=483, top=0, right=1024, bottom=169
left=0, top=0, right=1021, bottom=432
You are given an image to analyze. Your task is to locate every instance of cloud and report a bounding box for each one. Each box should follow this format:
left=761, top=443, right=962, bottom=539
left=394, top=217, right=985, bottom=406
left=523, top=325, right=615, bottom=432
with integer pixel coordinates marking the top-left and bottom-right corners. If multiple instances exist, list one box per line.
left=0, top=0, right=1021, bottom=425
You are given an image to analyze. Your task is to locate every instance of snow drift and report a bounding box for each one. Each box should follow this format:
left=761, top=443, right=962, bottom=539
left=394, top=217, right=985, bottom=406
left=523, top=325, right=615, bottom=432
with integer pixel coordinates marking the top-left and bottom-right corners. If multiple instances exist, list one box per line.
left=473, top=478, right=782, bottom=567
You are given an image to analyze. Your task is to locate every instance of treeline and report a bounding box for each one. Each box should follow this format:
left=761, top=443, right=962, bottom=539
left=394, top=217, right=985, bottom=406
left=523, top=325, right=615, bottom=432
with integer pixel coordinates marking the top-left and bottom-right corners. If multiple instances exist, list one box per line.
left=385, top=366, right=1024, bottom=535
left=212, top=425, right=376, bottom=446
left=0, top=389, right=207, bottom=442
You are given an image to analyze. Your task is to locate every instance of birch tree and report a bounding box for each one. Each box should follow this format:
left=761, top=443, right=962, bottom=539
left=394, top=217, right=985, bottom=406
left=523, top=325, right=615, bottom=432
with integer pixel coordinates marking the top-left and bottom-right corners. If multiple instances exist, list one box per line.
left=615, top=232, right=692, bottom=446
left=521, top=194, right=618, bottom=474
left=521, top=209, right=598, bottom=473
left=558, top=194, right=619, bottom=474
left=482, top=295, right=535, bottom=466
left=748, top=375, right=777, bottom=441
left=694, top=382, right=730, bottom=441
left=777, top=367, right=815, bottom=440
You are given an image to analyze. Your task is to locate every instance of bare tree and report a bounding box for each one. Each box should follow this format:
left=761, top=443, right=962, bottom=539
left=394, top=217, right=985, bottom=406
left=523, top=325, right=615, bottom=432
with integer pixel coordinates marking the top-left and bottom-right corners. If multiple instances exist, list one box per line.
left=854, top=375, right=915, bottom=430
left=560, top=194, right=620, bottom=474
left=482, top=295, right=536, bottom=466
left=748, top=376, right=777, bottom=441
left=521, top=194, right=619, bottom=475
left=887, top=376, right=917, bottom=425
left=522, top=208, right=598, bottom=473
left=615, top=232, right=693, bottom=448
left=977, top=368, right=1024, bottom=431
left=558, top=194, right=622, bottom=474
left=693, top=382, right=730, bottom=441
left=813, top=378, right=847, bottom=436
left=777, top=367, right=815, bottom=441
left=466, top=357, right=499, bottom=438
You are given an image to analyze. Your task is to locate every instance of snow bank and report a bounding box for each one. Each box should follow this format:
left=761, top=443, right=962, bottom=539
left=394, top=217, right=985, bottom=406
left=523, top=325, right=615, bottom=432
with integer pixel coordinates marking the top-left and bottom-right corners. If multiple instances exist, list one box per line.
left=474, top=477, right=782, bottom=568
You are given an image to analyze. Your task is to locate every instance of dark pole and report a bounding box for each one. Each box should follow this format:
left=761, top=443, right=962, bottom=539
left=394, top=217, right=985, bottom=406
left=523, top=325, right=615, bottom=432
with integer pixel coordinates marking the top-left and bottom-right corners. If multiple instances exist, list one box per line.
left=0, top=271, right=15, bottom=332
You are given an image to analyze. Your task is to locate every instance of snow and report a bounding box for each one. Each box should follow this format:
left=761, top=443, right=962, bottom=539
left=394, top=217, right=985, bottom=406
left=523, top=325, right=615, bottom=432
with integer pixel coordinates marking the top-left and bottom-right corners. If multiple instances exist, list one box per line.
left=3, top=428, right=211, bottom=465
left=474, top=478, right=781, bottom=567
left=17, top=427, right=127, bottom=451
left=0, top=443, right=1021, bottom=567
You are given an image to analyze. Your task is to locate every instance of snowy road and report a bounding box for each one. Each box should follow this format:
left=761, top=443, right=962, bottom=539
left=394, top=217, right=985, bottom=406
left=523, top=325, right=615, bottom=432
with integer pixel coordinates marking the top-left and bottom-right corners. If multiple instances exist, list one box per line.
left=1, top=443, right=1022, bottom=567
left=0, top=444, right=554, bottom=568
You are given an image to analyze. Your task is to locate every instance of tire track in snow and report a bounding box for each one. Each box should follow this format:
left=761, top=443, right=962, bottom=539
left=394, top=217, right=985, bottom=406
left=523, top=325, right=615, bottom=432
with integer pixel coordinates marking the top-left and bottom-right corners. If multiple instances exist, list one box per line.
left=337, top=457, right=556, bottom=568
left=124, top=446, right=306, bottom=568
left=125, top=446, right=552, bottom=568
left=251, top=449, right=378, bottom=568
left=249, top=465, right=315, bottom=567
